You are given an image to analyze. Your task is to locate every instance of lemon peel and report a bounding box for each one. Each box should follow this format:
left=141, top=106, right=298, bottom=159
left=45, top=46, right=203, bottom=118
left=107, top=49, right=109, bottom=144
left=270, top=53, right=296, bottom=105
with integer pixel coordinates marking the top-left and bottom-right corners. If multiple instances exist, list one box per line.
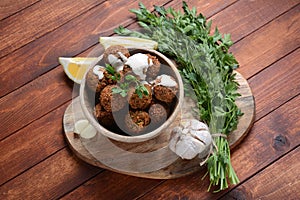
left=99, top=36, right=158, bottom=50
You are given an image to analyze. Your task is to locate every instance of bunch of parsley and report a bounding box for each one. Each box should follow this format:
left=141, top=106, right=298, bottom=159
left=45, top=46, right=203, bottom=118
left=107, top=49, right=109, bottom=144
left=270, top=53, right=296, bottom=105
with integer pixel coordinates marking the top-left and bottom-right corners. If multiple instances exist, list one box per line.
left=115, top=1, right=242, bottom=192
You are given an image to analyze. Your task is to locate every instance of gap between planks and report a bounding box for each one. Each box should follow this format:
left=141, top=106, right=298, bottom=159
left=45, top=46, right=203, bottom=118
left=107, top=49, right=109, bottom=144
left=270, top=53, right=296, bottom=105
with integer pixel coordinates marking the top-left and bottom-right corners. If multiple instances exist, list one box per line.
left=1, top=1, right=298, bottom=198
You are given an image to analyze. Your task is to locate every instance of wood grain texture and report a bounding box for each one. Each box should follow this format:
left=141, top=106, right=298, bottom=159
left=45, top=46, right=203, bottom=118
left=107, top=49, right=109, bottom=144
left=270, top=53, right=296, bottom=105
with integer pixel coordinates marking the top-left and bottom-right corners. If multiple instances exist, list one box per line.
left=0, top=0, right=39, bottom=20
left=0, top=0, right=105, bottom=58
left=249, top=49, right=300, bottom=120
left=0, top=0, right=299, bottom=199
left=0, top=103, right=69, bottom=186
left=62, top=171, right=162, bottom=200
left=0, top=0, right=237, bottom=98
left=220, top=147, right=300, bottom=200
left=138, top=91, right=300, bottom=199
left=0, top=67, right=72, bottom=140
left=0, top=0, right=296, bottom=142
left=0, top=0, right=168, bottom=97
left=232, top=5, right=300, bottom=78
left=0, top=149, right=101, bottom=200
left=211, top=0, right=300, bottom=42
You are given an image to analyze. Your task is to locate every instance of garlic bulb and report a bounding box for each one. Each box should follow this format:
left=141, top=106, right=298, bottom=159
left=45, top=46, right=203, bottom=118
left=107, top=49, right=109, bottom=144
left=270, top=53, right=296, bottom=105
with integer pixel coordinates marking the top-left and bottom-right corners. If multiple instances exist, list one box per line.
left=169, top=119, right=212, bottom=160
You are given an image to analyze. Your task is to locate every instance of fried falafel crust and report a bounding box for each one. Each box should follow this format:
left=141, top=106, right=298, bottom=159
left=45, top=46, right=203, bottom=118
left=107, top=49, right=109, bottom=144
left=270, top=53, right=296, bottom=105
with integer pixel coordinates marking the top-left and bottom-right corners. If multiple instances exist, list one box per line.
left=103, top=45, right=130, bottom=64
left=100, top=85, right=126, bottom=112
left=124, top=110, right=150, bottom=135
left=128, top=84, right=152, bottom=110
left=153, top=85, right=178, bottom=103
left=94, top=103, right=115, bottom=127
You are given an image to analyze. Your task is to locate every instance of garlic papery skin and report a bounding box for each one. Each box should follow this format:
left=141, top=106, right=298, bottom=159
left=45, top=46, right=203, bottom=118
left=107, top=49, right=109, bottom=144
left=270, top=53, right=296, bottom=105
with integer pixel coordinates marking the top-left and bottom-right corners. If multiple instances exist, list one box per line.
left=169, top=119, right=212, bottom=160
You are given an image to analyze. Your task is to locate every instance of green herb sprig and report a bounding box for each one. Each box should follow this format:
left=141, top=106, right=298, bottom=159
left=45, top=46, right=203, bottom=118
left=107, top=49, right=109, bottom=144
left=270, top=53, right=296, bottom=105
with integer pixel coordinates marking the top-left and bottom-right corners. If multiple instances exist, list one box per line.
left=105, top=64, right=120, bottom=81
left=115, top=1, right=242, bottom=192
left=112, top=74, right=149, bottom=98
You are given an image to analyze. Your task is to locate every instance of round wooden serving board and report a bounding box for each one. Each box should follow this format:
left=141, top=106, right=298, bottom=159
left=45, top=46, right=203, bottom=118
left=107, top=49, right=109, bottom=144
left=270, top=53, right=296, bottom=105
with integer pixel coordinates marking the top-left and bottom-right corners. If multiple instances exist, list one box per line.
left=63, top=71, right=255, bottom=179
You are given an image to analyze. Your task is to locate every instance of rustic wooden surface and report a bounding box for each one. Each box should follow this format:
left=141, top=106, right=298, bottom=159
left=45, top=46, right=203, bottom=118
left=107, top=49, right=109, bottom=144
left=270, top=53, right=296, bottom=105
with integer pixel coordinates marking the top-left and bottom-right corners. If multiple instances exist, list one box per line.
left=0, top=0, right=299, bottom=199
left=62, top=71, right=254, bottom=179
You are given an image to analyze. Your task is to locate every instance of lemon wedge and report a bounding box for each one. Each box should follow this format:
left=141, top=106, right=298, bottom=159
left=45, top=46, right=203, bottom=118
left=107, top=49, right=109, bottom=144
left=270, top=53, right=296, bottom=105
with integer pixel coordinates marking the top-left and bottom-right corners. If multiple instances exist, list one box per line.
left=60, top=37, right=157, bottom=84
left=99, top=36, right=158, bottom=50
left=59, top=57, right=98, bottom=84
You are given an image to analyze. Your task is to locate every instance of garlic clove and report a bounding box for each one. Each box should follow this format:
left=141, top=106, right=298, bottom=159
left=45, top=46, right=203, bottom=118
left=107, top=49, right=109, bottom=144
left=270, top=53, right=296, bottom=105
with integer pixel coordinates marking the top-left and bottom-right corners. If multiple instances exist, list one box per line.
left=74, top=119, right=89, bottom=134
left=190, top=130, right=212, bottom=146
left=80, top=124, right=97, bottom=139
left=169, top=119, right=212, bottom=160
left=189, top=119, right=209, bottom=131
left=169, top=127, right=182, bottom=153
left=175, top=135, right=205, bottom=160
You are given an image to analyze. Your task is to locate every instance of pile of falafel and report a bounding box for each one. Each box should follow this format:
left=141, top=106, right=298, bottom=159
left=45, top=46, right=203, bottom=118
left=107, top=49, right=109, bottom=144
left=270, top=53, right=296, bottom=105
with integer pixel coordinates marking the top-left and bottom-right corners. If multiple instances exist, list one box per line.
left=86, top=45, right=179, bottom=136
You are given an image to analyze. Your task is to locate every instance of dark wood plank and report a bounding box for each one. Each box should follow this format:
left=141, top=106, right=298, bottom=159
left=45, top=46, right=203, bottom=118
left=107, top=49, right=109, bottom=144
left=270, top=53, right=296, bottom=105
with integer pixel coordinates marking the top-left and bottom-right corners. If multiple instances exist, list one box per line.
left=211, top=0, right=299, bottom=42
left=232, top=5, right=300, bottom=78
left=0, top=0, right=169, bottom=97
left=220, top=147, right=300, bottom=200
left=0, top=0, right=105, bottom=58
left=0, top=66, right=72, bottom=141
left=0, top=102, right=69, bottom=186
left=0, top=149, right=101, bottom=199
left=0, top=0, right=39, bottom=20
left=62, top=171, right=161, bottom=200
left=174, top=0, right=238, bottom=18
left=135, top=92, right=300, bottom=199
left=249, top=49, right=300, bottom=120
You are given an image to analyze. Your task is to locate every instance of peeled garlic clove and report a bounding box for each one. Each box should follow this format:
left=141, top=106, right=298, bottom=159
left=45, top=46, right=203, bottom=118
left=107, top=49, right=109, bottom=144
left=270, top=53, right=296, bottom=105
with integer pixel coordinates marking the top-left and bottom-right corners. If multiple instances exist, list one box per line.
left=80, top=124, right=97, bottom=139
left=74, top=119, right=97, bottom=139
left=74, top=119, right=89, bottom=134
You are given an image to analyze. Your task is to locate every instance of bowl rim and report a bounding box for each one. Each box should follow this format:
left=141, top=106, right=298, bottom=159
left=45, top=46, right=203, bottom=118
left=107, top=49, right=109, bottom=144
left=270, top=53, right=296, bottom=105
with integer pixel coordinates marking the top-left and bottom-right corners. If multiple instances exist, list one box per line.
left=79, top=48, right=184, bottom=143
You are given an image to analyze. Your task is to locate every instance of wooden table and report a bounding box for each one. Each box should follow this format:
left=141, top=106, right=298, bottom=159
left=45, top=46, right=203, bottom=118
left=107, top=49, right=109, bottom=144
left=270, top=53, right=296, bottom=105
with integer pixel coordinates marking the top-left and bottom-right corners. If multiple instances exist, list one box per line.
left=0, top=0, right=299, bottom=199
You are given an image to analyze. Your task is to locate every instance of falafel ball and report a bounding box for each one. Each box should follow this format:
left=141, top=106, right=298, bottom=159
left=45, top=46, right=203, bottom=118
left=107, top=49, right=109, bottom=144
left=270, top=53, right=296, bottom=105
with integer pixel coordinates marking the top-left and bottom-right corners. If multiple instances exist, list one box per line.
left=103, top=69, right=118, bottom=85
left=94, top=103, right=115, bottom=127
left=153, top=75, right=178, bottom=103
left=86, top=67, right=107, bottom=92
left=128, top=84, right=152, bottom=110
left=148, top=103, right=169, bottom=125
left=124, top=110, right=151, bottom=135
left=100, top=85, right=126, bottom=112
left=153, top=85, right=178, bottom=103
left=103, top=45, right=130, bottom=64
left=146, top=54, right=161, bottom=81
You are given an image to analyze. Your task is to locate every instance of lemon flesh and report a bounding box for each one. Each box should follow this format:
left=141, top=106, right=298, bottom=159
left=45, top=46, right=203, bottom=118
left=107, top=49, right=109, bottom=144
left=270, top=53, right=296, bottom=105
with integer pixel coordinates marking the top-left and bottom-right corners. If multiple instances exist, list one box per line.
left=59, top=57, right=98, bottom=84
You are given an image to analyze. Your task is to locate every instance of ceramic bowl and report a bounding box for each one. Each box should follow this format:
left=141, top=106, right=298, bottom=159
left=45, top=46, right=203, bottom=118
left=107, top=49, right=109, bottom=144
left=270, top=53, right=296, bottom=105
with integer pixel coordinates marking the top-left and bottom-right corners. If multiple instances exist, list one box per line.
left=79, top=48, right=184, bottom=143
